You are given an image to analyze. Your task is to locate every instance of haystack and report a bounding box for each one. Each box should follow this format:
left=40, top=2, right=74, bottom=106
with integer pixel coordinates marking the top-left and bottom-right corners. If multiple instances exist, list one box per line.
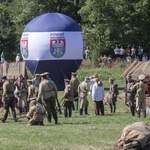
left=122, top=60, right=150, bottom=82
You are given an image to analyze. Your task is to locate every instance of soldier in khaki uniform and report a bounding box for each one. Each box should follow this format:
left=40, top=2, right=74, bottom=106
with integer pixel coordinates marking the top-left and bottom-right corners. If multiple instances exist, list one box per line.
left=1, top=76, right=17, bottom=122
left=126, top=75, right=136, bottom=116
left=70, top=72, right=80, bottom=110
left=27, top=80, right=36, bottom=101
left=78, top=77, right=90, bottom=115
left=37, top=73, right=58, bottom=124
left=26, top=100, right=45, bottom=126
left=108, top=78, right=119, bottom=113
left=131, top=74, right=148, bottom=117
left=62, top=79, right=74, bottom=117
left=32, top=74, right=41, bottom=97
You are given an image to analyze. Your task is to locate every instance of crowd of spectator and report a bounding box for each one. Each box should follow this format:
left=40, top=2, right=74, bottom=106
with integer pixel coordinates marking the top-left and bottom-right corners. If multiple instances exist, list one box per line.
left=113, top=45, right=149, bottom=63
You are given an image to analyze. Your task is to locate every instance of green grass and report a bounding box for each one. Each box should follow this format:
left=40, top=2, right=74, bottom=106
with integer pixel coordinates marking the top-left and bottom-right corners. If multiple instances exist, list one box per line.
left=0, top=92, right=150, bottom=150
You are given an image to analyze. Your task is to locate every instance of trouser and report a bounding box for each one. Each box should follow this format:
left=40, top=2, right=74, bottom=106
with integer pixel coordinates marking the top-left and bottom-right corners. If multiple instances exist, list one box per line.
left=3, top=97, right=17, bottom=122
left=94, top=101, right=104, bottom=115
left=136, top=97, right=146, bottom=117
left=80, top=97, right=89, bottom=109
left=18, top=93, right=27, bottom=113
left=74, top=93, right=78, bottom=111
left=109, top=97, right=116, bottom=113
left=64, top=101, right=73, bottom=117
left=79, top=96, right=89, bottom=115
left=42, top=96, right=58, bottom=124
left=128, top=97, right=135, bottom=116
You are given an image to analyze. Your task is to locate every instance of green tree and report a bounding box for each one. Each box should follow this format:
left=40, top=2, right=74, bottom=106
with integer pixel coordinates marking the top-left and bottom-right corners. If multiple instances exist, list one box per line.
left=0, top=4, right=16, bottom=60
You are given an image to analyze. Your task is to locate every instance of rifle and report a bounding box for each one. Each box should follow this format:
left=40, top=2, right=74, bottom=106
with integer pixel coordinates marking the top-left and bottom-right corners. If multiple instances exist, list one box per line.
left=17, top=115, right=27, bottom=120
left=56, top=98, right=62, bottom=114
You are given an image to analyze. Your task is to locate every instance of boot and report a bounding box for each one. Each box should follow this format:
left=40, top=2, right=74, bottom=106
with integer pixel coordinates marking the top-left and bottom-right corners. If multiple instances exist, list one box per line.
left=39, top=121, right=44, bottom=126
left=64, top=108, right=68, bottom=117
left=85, top=107, right=89, bottom=115
left=109, top=104, right=113, bottom=113
left=143, top=110, right=146, bottom=118
left=131, top=107, right=135, bottom=116
left=52, top=113, right=58, bottom=124
left=137, top=111, right=140, bottom=117
left=75, top=100, right=78, bottom=111
left=47, top=115, right=52, bottom=123
left=19, top=107, right=22, bottom=115
left=68, top=107, right=72, bottom=117
left=113, top=105, right=116, bottom=113
left=79, top=108, right=83, bottom=115
left=12, top=111, right=17, bottom=122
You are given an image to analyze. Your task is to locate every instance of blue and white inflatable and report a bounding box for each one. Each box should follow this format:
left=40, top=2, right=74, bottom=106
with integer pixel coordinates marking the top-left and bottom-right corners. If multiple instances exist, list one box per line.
left=20, top=13, right=85, bottom=90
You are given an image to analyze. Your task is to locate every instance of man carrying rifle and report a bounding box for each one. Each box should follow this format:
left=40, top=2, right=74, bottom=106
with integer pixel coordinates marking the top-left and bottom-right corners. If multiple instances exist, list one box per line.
left=70, top=72, right=80, bottom=111
left=1, top=76, right=17, bottom=123
left=37, top=72, right=58, bottom=124
left=62, top=79, right=74, bottom=117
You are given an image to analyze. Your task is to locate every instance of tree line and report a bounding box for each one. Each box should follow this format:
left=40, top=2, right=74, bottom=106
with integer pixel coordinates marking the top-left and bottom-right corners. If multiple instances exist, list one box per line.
left=0, top=0, right=150, bottom=64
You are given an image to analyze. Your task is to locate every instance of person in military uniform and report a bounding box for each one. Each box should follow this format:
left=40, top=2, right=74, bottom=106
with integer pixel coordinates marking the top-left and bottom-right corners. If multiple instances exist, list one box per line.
left=78, top=77, right=90, bottom=115
left=125, top=75, right=136, bottom=116
left=27, top=80, right=36, bottom=109
left=1, top=76, right=17, bottom=122
left=32, top=74, right=41, bottom=97
left=108, top=78, right=119, bottom=113
left=62, top=79, right=74, bottom=117
left=37, top=72, right=58, bottom=124
left=131, top=74, right=148, bottom=118
left=70, top=72, right=80, bottom=111
left=26, top=100, right=45, bottom=126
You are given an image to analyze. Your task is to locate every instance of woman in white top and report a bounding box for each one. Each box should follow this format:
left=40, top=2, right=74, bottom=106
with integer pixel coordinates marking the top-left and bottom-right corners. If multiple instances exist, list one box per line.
left=92, top=78, right=105, bottom=115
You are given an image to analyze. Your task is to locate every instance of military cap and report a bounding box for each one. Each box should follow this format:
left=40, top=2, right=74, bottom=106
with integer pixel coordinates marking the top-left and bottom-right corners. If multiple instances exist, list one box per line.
left=71, top=72, right=77, bottom=75
left=27, top=79, right=33, bottom=83
left=109, top=78, right=114, bottom=81
left=35, top=73, right=40, bottom=77
left=92, top=73, right=98, bottom=78
left=138, top=74, right=145, bottom=80
left=40, top=73, right=46, bottom=77
left=44, top=72, right=49, bottom=75
left=1, top=76, right=7, bottom=80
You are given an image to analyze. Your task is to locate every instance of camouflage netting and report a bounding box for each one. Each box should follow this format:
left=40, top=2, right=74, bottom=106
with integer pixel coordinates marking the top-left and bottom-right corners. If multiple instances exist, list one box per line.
left=0, top=61, right=28, bottom=79
left=118, top=122, right=150, bottom=150
left=122, top=60, right=150, bottom=82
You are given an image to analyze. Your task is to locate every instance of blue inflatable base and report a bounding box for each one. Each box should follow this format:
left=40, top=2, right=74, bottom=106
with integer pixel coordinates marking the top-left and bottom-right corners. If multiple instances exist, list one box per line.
left=25, top=59, right=82, bottom=91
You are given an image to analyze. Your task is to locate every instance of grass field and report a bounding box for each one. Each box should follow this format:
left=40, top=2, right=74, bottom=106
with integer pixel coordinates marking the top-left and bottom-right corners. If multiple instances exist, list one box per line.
left=0, top=91, right=150, bottom=150
left=1, top=61, right=149, bottom=150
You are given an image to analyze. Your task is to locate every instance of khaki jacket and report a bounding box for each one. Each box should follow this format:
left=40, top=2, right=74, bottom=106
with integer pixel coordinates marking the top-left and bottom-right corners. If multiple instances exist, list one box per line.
left=70, top=77, right=80, bottom=95
left=37, top=79, right=58, bottom=101
left=26, top=105, right=43, bottom=122
left=78, top=81, right=89, bottom=98
left=28, top=84, right=36, bottom=100
left=132, top=81, right=148, bottom=100
left=62, top=84, right=74, bottom=102
left=3, top=80, right=15, bottom=98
